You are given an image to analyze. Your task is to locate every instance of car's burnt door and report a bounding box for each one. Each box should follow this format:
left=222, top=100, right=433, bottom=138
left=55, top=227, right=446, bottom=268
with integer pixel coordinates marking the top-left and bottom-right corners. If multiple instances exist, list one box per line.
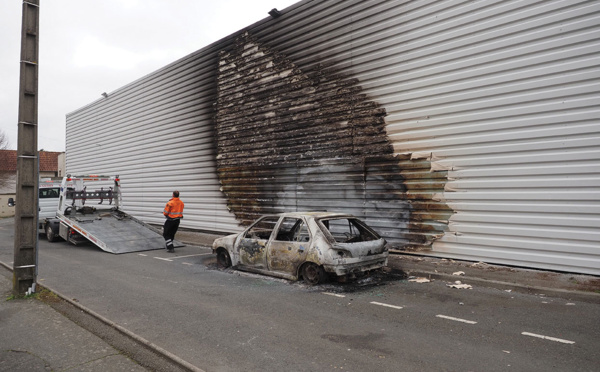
left=237, top=216, right=279, bottom=269
left=267, top=217, right=310, bottom=275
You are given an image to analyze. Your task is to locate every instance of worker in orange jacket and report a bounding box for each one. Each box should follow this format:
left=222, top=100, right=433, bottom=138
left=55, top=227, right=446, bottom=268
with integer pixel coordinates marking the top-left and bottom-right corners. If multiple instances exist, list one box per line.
left=163, top=190, right=184, bottom=252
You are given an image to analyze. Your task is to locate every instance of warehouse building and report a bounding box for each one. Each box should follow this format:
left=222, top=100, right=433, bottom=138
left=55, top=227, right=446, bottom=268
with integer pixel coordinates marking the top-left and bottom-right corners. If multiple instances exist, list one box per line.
left=66, top=0, right=600, bottom=275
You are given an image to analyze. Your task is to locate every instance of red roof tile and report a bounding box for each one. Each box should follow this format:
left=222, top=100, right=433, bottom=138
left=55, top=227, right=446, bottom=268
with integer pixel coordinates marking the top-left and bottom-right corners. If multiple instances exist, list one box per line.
left=0, top=150, right=62, bottom=172
left=39, top=151, right=61, bottom=172
left=0, top=150, right=17, bottom=171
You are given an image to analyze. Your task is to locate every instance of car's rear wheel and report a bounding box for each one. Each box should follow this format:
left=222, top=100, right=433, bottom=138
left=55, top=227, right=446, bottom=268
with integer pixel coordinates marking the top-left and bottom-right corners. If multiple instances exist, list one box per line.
left=302, top=262, right=326, bottom=285
left=216, top=249, right=232, bottom=268
left=46, top=224, right=58, bottom=242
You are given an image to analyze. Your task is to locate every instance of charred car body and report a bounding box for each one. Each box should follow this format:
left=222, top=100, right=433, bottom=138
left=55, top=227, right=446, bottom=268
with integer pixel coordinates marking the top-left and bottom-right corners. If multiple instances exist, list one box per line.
left=212, top=212, right=389, bottom=284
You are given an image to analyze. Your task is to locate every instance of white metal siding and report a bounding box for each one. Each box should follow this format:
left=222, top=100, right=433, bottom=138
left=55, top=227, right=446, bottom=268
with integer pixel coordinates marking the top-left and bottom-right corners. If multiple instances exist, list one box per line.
left=67, top=0, right=600, bottom=275
left=66, top=45, right=239, bottom=232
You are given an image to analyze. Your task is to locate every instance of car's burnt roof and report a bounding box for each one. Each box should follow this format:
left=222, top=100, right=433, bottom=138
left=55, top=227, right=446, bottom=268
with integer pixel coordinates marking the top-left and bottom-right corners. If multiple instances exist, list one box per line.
left=273, top=211, right=354, bottom=219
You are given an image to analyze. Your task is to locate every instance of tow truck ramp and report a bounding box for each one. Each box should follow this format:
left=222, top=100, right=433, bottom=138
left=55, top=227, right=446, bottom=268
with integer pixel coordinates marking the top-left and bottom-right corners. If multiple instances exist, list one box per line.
left=58, top=210, right=170, bottom=254
left=49, top=175, right=182, bottom=254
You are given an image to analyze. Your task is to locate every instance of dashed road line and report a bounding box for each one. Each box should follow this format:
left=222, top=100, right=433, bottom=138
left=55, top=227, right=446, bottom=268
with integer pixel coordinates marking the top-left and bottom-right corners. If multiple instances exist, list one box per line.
left=322, top=292, right=346, bottom=298
left=170, top=253, right=212, bottom=259
left=521, top=332, right=575, bottom=344
left=370, top=301, right=403, bottom=310
left=152, top=253, right=211, bottom=263
left=182, top=262, right=194, bottom=266
left=436, top=314, right=477, bottom=324
left=138, top=254, right=147, bottom=256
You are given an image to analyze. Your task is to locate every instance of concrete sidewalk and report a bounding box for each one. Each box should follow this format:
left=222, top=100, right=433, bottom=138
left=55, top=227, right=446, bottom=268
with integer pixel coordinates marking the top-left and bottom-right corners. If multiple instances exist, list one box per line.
left=0, top=266, right=147, bottom=372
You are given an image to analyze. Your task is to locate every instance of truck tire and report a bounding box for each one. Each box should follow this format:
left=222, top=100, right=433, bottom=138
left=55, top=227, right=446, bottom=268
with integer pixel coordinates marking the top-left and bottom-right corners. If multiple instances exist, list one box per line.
left=46, top=224, right=58, bottom=242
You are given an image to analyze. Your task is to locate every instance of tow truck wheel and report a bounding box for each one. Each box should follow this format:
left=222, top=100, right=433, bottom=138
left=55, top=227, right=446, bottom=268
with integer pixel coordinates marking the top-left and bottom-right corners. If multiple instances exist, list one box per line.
left=46, top=224, right=58, bottom=242
left=216, top=249, right=232, bottom=268
left=302, top=262, right=326, bottom=285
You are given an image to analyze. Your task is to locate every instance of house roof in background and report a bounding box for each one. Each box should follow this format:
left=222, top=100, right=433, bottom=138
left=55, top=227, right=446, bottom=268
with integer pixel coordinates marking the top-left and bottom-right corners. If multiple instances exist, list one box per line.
left=0, top=150, right=63, bottom=172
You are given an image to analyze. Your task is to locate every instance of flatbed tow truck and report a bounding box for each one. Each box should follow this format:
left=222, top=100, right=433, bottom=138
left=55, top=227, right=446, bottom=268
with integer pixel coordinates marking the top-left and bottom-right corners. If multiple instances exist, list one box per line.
left=44, top=175, right=170, bottom=254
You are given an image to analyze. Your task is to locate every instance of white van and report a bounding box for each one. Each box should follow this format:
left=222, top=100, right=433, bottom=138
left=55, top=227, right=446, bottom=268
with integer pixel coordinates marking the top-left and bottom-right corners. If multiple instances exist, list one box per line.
left=7, top=178, right=66, bottom=232
left=38, top=178, right=62, bottom=230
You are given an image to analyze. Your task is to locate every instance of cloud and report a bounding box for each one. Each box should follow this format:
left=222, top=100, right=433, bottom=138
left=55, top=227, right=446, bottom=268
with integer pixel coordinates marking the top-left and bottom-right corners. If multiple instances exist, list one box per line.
left=0, top=0, right=301, bottom=151
left=71, top=35, right=182, bottom=71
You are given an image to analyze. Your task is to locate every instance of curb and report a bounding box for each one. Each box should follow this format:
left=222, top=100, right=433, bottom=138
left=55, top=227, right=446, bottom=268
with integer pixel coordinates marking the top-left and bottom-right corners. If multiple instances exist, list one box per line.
left=0, top=260, right=205, bottom=372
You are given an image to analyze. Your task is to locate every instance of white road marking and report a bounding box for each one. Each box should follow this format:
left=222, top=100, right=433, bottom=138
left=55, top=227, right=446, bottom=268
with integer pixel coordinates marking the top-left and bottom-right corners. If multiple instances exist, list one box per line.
left=436, top=314, right=477, bottom=324
left=138, top=254, right=147, bottom=256
left=521, top=332, right=575, bottom=344
left=322, top=292, right=346, bottom=298
left=370, top=302, right=403, bottom=310
left=182, top=262, right=194, bottom=266
left=153, top=253, right=211, bottom=262
left=170, top=253, right=212, bottom=259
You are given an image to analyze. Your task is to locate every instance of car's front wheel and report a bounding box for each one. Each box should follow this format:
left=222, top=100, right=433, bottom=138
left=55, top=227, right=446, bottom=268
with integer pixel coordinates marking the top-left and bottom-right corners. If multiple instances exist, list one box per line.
left=302, top=262, right=326, bottom=285
left=216, top=248, right=232, bottom=268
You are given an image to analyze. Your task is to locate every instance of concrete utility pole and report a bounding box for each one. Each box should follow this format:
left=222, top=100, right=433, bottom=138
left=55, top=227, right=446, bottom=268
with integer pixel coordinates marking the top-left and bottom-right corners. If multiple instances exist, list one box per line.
left=13, top=0, right=40, bottom=296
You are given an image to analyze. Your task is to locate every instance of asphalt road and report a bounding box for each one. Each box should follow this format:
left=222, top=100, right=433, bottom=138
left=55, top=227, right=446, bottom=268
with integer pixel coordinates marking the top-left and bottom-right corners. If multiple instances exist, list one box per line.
left=1, top=218, right=599, bottom=371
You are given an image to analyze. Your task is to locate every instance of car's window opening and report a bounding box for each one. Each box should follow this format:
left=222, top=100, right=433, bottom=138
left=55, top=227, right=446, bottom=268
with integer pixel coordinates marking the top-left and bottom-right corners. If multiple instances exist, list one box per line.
left=245, top=217, right=279, bottom=240
left=275, top=217, right=310, bottom=242
left=39, top=187, right=60, bottom=199
left=320, top=218, right=379, bottom=243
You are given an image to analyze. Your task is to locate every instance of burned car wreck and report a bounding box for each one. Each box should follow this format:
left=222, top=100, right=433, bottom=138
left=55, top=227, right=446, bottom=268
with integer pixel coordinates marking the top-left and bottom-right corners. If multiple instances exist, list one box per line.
left=212, top=212, right=389, bottom=284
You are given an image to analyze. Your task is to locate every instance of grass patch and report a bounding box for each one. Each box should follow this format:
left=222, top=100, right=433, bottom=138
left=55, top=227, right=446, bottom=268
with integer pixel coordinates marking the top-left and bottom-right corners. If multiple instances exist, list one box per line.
left=36, top=288, right=61, bottom=303
left=6, top=292, right=38, bottom=301
left=5, top=288, right=60, bottom=303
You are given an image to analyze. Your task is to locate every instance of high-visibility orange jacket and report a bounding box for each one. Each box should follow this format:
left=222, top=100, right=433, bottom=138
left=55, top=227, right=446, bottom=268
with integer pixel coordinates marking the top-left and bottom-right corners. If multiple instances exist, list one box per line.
left=163, top=197, right=184, bottom=219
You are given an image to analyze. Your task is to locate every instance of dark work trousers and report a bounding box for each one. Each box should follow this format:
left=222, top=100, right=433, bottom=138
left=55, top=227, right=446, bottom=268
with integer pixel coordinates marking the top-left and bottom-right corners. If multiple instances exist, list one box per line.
left=163, top=218, right=180, bottom=251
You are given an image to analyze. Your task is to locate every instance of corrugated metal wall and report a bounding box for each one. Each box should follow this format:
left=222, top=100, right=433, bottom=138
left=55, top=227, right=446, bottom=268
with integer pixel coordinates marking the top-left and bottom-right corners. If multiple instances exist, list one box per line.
left=66, top=0, right=600, bottom=275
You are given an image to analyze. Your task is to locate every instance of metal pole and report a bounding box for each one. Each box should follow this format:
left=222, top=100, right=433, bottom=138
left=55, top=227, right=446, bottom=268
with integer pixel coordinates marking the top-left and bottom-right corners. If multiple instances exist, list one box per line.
left=13, top=0, right=40, bottom=296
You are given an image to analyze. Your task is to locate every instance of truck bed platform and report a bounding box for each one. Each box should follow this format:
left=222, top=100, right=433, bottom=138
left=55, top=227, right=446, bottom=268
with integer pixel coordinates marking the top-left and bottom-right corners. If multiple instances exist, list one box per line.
left=61, top=209, right=178, bottom=254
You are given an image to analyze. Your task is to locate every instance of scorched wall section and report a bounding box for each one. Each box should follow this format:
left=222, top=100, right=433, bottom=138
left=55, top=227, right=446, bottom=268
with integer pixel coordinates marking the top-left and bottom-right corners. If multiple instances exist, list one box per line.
left=67, top=0, right=600, bottom=275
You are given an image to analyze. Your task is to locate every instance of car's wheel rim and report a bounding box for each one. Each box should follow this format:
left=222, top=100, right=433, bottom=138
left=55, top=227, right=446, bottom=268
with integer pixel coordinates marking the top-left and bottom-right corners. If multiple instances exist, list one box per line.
left=217, top=251, right=230, bottom=268
left=304, top=264, right=320, bottom=284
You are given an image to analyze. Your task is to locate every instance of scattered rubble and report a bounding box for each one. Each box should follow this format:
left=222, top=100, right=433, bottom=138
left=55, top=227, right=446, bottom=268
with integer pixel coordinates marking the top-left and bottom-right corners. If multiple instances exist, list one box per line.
left=447, top=281, right=473, bottom=289
left=408, top=277, right=431, bottom=283
left=470, top=261, right=488, bottom=268
left=452, top=271, right=465, bottom=276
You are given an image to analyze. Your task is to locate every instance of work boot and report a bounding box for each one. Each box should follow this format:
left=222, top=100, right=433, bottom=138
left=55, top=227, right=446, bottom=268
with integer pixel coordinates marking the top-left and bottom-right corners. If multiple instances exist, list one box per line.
left=167, top=242, right=175, bottom=252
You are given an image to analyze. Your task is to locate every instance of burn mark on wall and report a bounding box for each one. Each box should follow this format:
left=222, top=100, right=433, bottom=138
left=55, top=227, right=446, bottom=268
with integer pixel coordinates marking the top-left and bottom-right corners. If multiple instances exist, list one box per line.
left=215, top=32, right=451, bottom=250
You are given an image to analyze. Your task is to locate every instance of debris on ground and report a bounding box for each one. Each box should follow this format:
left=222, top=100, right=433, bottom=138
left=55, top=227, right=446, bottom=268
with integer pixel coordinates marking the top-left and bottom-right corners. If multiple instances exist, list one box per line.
left=408, top=277, right=431, bottom=283
left=452, top=271, right=465, bottom=276
left=470, top=261, right=488, bottom=268
left=447, top=281, right=472, bottom=289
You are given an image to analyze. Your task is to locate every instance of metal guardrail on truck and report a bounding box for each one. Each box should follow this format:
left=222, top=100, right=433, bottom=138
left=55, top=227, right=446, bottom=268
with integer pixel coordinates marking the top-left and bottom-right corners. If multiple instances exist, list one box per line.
left=44, top=175, right=170, bottom=254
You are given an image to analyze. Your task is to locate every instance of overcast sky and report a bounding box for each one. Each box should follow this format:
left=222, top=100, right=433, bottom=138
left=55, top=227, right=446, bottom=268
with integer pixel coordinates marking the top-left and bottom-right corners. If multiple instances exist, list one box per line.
left=0, top=0, right=300, bottom=152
